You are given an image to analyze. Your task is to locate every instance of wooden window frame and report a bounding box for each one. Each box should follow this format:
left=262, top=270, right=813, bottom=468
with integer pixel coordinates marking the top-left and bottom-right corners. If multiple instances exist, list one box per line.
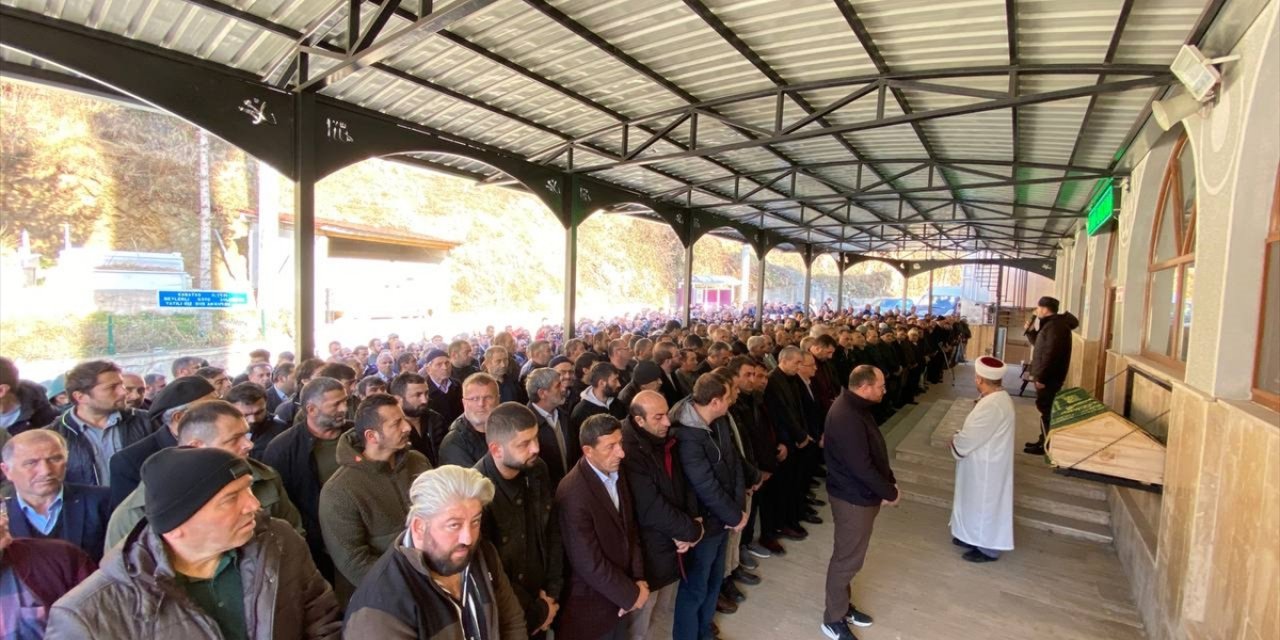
left=1142, top=134, right=1197, bottom=373
left=1252, top=166, right=1280, bottom=412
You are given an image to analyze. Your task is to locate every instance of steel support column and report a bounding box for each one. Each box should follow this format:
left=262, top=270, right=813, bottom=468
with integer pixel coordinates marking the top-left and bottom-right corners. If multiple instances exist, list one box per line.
left=836, top=263, right=845, bottom=313
left=564, top=220, right=578, bottom=340
left=994, top=265, right=1005, bottom=359
left=803, top=260, right=813, bottom=314
left=294, top=92, right=317, bottom=359
left=681, top=245, right=694, bottom=328
left=755, top=257, right=766, bottom=331
left=928, top=269, right=935, bottom=316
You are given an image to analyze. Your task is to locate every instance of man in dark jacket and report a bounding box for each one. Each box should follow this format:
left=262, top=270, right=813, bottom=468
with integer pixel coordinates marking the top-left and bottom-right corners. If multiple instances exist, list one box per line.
left=1023, top=296, right=1080, bottom=455
left=569, top=362, right=623, bottom=459
left=671, top=373, right=747, bottom=640
left=438, top=373, right=499, bottom=468
left=47, top=360, right=153, bottom=487
left=526, top=367, right=571, bottom=488
left=762, top=347, right=813, bottom=548
left=389, top=372, right=449, bottom=467
left=475, top=403, right=564, bottom=638
left=424, top=349, right=465, bottom=427
left=821, top=365, right=899, bottom=640
left=621, top=390, right=703, bottom=639
left=226, top=382, right=291, bottom=462
left=46, top=447, right=341, bottom=639
left=343, top=466, right=526, bottom=639
left=319, top=394, right=431, bottom=605
left=107, top=376, right=217, bottom=509
left=0, top=356, right=58, bottom=435
left=556, top=415, right=647, bottom=640
left=2, top=429, right=111, bottom=562
left=262, top=376, right=350, bottom=583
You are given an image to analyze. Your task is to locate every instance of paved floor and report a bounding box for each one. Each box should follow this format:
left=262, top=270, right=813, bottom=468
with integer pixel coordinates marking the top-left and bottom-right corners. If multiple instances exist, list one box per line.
left=698, top=365, right=1146, bottom=640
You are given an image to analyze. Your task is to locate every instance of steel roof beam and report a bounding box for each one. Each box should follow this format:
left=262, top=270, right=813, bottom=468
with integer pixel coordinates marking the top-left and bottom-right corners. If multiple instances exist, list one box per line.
left=566, top=75, right=1170, bottom=173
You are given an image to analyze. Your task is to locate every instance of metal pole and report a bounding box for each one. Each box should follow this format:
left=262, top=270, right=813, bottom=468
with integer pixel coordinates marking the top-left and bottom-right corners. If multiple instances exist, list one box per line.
left=803, top=258, right=812, bottom=315
left=994, top=265, right=1004, bottom=359
left=563, top=220, right=578, bottom=340
left=755, top=253, right=766, bottom=331
left=681, top=244, right=693, bottom=327
left=928, top=268, right=934, bottom=317
left=294, top=92, right=317, bottom=360
left=836, top=261, right=845, bottom=313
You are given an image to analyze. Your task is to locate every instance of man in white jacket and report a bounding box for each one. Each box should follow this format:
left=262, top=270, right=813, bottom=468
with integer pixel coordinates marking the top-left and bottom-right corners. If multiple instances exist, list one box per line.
left=949, top=356, right=1016, bottom=563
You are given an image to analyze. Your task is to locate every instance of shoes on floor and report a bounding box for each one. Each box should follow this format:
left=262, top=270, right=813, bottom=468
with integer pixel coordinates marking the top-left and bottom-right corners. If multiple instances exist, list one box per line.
left=952, top=537, right=975, bottom=549
left=820, top=621, right=858, bottom=640
left=803, top=513, right=824, bottom=525
left=807, top=497, right=827, bottom=507
left=738, top=548, right=759, bottom=570
left=716, top=593, right=738, bottom=614
left=1023, top=443, right=1045, bottom=455
left=963, top=549, right=998, bottom=563
left=760, top=538, right=787, bottom=555
left=745, top=542, right=773, bottom=558
left=731, top=567, right=761, bottom=586
left=845, top=604, right=874, bottom=628
left=721, top=580, right=746, bottom=603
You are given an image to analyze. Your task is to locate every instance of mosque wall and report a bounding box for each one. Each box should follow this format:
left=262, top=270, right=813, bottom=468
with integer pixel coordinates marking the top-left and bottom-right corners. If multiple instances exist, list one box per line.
left=1062, top=3, right=1280, bottom=637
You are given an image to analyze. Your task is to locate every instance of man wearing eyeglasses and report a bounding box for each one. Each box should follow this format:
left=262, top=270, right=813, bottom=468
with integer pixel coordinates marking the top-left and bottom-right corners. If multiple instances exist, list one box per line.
left=438, top=374, right=501, bottom=468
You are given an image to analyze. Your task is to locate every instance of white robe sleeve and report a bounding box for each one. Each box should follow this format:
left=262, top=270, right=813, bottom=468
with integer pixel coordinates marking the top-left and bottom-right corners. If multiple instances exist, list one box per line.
left=951, top=398, right=1001, bottom=459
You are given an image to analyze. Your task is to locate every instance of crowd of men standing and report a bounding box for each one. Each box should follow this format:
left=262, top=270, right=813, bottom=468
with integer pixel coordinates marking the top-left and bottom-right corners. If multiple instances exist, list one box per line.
left=0, top=307, right=981, bottom=640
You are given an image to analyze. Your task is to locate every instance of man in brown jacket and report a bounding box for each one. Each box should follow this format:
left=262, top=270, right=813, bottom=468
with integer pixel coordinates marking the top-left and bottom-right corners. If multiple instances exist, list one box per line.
left=45, top=447, right=340, bottom=639
left=319, top=393, right=431, bottom=603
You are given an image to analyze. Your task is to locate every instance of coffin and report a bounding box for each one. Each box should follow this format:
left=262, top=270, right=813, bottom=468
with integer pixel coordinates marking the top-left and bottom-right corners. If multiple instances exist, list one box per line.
left=1045, top=387, right=1166, bottom=486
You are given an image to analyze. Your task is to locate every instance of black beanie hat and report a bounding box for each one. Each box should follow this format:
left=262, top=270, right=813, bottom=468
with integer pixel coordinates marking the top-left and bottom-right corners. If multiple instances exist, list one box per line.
left=549, top=355, right=572, bottom=368
left=1038, top=296, right=1060, bottom=313
left=143, top=447, right=253, bottom=534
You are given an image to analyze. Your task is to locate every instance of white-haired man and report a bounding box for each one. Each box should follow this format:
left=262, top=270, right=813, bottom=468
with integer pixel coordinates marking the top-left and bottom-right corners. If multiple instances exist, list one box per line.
left=343, top=466, right=526, bottom=638
left=949, top=356, right=1016, bottom=563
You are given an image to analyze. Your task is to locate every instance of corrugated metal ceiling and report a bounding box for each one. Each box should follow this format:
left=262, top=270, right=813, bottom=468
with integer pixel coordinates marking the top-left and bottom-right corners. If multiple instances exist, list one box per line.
left=0, top=0, right=1218, bottom=259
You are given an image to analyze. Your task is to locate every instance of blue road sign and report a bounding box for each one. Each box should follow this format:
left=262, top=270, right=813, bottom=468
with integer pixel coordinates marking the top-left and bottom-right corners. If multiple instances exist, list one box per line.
left=157, top=290, right=250, bottom=309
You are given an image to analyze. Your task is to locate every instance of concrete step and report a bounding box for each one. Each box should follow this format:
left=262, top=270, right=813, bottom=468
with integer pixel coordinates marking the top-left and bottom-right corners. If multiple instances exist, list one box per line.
left=894, top=446, right=1107, bottom=501
left=892, top=459, right=1111, bottom=526
left=890, top=442, right=1111, bottom=501
left=880, top=401, right=932, bottom=453
left=929, top=399, right=976, bottom=448
left=897, top=481, right=1114, bottom=545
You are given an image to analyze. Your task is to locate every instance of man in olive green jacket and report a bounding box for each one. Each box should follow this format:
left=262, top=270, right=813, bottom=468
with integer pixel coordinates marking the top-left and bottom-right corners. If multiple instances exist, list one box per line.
left=319, top=394, right=431, bottom=603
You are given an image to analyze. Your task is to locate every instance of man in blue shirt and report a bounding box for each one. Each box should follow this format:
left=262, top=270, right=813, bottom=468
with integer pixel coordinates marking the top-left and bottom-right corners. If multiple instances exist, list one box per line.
left=0, top=429, right=110, bottom=562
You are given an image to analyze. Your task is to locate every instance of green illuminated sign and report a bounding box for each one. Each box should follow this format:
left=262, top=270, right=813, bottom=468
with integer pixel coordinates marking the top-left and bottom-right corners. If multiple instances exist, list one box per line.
left=1086, top=180, right=1117, bottom=236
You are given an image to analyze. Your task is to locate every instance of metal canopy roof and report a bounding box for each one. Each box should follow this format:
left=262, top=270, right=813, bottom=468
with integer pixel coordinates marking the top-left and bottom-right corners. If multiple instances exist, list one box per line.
left=0, top=0, right=1223, bottom=259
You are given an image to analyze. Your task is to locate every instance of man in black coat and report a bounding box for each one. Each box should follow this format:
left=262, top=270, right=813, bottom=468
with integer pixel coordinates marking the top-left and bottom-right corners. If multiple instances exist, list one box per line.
left=389, top=372, right=449, bottom=467
left=762, top=347, right=813, bottom=549
left=621, top=390, right=703, bottom=639
left=107, top=377, right=216, bottom=509
left=568, top=362, right=622, bottom=468
left=474, top=403, right=564, bottom=638
left=262, top=376, right=350, bottom=583
left=1, top=429, right=111, bottom=562
left=423, top=349, right=465, bottom=427
left=671, top=373, right=747, bottom=640
left=438, top=373, right=500, bottom=468
left=48, top=360, right=154, bottom=487
left=729, top=357, right=782, bottom=560
left=821, top=365, right=899, bottom=640
left=0, top=357, right=58, bottom=435
left=526, top=367, right=571, bottom=488
left=1023, top=296, right=1080, bottom=455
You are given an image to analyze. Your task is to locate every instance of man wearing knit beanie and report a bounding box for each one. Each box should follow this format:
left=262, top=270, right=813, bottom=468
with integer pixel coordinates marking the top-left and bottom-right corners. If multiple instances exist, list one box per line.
left=46, top=446, right=341, bottom=639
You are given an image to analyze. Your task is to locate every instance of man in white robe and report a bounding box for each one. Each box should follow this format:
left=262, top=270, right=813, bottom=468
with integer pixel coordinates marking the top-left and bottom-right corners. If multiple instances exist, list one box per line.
left=949, top=356, right=1016, bottom=563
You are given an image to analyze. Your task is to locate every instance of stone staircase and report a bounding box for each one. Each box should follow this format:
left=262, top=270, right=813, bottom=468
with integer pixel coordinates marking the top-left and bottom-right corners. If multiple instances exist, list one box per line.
left=884, top=398, right=1114, bottom=544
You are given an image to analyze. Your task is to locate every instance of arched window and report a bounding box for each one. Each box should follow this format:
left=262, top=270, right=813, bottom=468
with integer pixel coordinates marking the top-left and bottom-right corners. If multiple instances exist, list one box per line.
left=1253, top=166, right=1280, bottom=411
left=1142, top=134, right=1196, bottom=370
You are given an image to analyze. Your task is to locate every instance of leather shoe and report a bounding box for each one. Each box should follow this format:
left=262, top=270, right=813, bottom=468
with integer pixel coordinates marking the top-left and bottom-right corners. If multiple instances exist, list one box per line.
left=963, top=549, right=998, bottom=563
left=760, top=538, right=787, bottom=555
left=1023, top=443, right=1045, bottom=455
left=803, top=513, right=824, bottom=525
left=732, top=567, right=761, bottom=585
left=807, top=497, right=827, bottom=507
left=716, top=593, right=739, bottom=613
left=778, top=527, right=808, bottom=541
left=722, top=580, right=746, bottom=603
